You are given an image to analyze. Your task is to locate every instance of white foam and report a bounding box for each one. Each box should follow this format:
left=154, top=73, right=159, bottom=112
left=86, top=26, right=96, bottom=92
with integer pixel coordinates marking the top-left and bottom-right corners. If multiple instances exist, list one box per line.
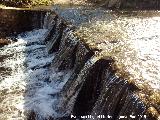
left=0, top=29, right=71, bottom=120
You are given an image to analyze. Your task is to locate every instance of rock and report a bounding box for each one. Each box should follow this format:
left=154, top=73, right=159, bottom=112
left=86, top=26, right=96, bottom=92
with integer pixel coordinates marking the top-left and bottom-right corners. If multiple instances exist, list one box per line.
left=0, top=39, right=11, bottom=47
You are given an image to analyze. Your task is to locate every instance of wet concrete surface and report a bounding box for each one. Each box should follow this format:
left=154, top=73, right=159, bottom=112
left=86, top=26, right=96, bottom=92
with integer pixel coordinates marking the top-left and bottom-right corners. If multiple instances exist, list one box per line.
left=0, top=8, right=49, bottom=37
left=0, top=6, right=160, bottom=119
left=51, top=5, right=160, bottom=115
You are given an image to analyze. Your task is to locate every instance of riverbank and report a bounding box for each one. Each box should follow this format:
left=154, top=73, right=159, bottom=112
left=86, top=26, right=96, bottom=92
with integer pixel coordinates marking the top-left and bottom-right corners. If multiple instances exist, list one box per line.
left=0, top=0, right=54, bottom=8
left=1, top=0, right=160, bottom=9
left=0, top=0, right=89, bottom=8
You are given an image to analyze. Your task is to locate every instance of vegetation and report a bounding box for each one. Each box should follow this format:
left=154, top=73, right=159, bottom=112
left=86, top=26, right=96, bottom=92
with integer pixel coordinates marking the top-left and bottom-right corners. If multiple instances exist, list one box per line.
left=0, top=0, right=54, bottom=7
left=1, top=0, right=160, bottom=8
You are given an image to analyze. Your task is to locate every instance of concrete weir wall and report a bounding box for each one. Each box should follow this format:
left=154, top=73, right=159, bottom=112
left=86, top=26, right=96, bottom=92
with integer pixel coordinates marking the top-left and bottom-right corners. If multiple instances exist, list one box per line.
left=0, top=8, right=160, bottom=120
left=43, top=11, right=160, bottom=120
left=0, top=8, right=49, bottom=37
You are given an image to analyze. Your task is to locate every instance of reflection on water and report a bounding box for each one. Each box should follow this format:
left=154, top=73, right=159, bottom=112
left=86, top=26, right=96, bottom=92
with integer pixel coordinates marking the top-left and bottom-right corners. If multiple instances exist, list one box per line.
left=75, top=11, right=160, bottom=91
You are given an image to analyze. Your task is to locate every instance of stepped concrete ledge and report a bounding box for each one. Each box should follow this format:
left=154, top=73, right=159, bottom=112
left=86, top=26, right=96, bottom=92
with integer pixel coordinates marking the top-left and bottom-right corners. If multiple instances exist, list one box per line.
left=52, top=5, right=160, bottom=118
left=0, top=6, right=160, bottom=119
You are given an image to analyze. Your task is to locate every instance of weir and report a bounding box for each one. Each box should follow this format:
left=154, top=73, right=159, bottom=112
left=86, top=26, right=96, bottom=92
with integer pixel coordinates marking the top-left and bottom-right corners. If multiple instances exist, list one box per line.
left=0, top=5, right=160, bottom=120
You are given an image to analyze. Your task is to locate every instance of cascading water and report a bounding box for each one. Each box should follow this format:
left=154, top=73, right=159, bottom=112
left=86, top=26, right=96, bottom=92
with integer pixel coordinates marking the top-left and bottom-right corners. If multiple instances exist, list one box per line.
left=0, top=7, right=160, bottom=120
left=0, top=29, right=72, bottom=120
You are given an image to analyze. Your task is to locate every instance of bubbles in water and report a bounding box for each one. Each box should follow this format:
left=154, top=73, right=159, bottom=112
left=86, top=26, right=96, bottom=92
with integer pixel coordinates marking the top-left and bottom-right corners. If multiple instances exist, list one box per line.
left=0, top=29, right=71, bottom=120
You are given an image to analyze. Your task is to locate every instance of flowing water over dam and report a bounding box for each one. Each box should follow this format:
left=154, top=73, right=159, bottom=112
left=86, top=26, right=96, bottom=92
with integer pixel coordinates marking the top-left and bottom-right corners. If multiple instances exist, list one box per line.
left=0, top=7, right=160, bottom=120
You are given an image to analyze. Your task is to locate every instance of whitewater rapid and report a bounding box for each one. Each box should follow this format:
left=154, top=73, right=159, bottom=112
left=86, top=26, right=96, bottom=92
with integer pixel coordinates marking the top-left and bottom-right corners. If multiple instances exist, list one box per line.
left=0, top=29, right=71, bottom=120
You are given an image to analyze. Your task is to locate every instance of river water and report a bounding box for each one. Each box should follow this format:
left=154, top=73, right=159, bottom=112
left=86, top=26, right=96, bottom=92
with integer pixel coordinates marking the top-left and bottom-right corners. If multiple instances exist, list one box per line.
left=0, top=29, right=72, bottom=119
left=0, top=9, right=160, bottom=120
